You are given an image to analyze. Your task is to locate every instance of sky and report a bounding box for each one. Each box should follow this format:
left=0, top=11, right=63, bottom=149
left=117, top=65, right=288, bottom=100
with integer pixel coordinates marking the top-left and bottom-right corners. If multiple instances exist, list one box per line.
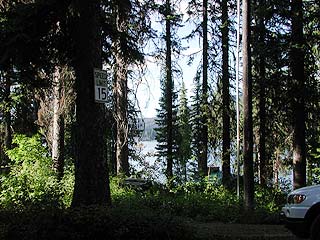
left=134, top=0, right=202, bottom=118
left=134, top=0, right=241, bottom=119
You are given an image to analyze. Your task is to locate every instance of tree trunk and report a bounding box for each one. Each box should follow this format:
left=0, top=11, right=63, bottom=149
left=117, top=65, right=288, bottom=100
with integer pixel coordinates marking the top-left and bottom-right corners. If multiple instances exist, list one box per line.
left=165, top=0, right=174, bottom=180
left=114, top=2, right=130, bottom=176
left=257, top=0, right=267, bottom=186
left=221, top=0, right=231, bottom=186
left=52, top=66, right=65, bottom=180
left=242, top=0, right=254, bottom=211
left=184, top=156, right=187, bottom=182
left=273, top=148, right=280, bottom=189
left=291, top=0, right=306, bottom=190
left=199, top=0, right=208, bottom=177
left=2, top=71, right=12, bottom=166
left=71, top=0, right=111, bottom=206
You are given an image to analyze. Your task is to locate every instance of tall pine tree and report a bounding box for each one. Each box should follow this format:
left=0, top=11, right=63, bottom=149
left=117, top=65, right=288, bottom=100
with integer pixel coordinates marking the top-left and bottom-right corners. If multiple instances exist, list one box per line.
left=112, top=1, right=131, bottom=176
left=221, top=0, right=231, bottom=186
left=155, top=0, right=181, bottom=183
left=242, top=0, right=254, bottom=210
left=176, top=81, right=192, bottom=183
left=71, top=0, right=111, bottom=206
left=291, top=0, right=306, bottom=190
left=198, top=0, right=209, bottom=178
left=190, top=70, right=203, bottom=180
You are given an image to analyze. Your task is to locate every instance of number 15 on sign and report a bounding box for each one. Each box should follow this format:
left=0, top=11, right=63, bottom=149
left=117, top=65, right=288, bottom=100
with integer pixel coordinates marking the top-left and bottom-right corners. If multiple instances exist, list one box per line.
left=95, top=86, right=108, bottom=102
left=94, top=68, right=109, bottom=103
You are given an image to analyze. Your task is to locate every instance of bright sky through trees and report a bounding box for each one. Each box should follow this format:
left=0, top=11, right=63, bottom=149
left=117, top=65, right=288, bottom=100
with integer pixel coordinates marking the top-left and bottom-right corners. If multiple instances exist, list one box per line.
left=135, top=0, right=202, bottom=118
left=135, top=0, right=240, bottom=118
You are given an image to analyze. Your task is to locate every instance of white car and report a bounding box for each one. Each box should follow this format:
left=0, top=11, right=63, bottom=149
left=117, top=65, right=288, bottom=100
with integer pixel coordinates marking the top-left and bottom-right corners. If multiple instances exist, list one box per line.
left=281, top=185, right=320, bottom=239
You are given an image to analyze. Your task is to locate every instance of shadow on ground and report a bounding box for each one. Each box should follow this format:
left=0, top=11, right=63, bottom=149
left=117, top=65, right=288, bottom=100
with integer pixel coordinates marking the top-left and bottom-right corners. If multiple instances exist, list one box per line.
left=190, top=222, right=304, bottom=240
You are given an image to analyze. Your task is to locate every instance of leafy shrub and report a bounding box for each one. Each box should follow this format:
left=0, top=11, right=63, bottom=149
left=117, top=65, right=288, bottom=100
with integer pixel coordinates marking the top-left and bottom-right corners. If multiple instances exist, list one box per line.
left=109, top=176, right=138, bottom=207
left=60, top=165, right=75, bottom=206
left=110, top=178, right=240, bottom=222
left=0, top=134, right=73, bottom=209
left=110, top=177, right=286, bottom=224
left=254, top=185, right=287, bottom=213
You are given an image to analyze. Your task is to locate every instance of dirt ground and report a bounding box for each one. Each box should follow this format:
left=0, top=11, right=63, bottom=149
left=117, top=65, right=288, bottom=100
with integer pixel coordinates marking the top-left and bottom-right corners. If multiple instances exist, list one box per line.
left=190, top=222, right=304, bottom=240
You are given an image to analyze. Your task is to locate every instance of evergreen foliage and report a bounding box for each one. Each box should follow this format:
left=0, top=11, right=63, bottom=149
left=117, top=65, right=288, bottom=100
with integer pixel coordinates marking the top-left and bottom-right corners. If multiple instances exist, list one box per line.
left=1, top=0, right=320, bottom=225
left=154, top=71, right=179, bottom=178
left=154, top=0, right=183, bottom=183
left=189, top=70, right=204, bottom=179
left=176, top=81, right=192, bottom=183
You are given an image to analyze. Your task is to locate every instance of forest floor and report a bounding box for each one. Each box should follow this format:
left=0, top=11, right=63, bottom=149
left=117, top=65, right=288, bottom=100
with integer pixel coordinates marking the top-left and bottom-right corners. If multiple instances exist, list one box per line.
left=0, top=216, right=304, bottom=240
left=188, top=221, right=302, bottom=240
left=0, top=206, right=304, bottom=240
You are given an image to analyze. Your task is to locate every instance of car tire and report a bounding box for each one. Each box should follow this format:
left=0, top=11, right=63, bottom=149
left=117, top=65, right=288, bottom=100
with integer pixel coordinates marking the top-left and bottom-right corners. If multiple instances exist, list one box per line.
left=310, top=214, right=320, bottom=240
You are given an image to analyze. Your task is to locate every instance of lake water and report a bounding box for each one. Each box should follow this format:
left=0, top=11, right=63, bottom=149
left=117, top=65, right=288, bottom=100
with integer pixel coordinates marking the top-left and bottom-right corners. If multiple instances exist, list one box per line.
left=130, top=140, right=165, bottom=182
left=130, top=140, right=294, bottom=190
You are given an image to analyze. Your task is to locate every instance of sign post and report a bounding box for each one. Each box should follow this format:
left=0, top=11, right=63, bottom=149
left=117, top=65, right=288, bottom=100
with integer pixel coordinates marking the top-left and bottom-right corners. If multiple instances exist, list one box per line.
left=94, top=68, right=108, bottom=103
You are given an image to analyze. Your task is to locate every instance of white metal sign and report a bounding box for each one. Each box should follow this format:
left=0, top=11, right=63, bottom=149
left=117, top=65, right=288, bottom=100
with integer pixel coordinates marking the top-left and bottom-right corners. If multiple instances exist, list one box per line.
left=94, top=68, right=108, bottom=103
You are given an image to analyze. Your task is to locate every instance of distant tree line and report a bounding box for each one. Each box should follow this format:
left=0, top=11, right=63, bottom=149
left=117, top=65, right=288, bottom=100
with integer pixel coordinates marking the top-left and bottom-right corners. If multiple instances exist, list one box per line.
left=140, top=118, right=157, bottom=141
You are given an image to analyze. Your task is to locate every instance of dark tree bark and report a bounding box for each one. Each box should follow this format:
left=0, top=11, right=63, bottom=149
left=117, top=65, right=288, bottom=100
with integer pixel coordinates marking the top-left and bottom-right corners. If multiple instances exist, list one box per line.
left=71, top=0, right=111, bottom=206
left=221, top=0, right=231, bottom=186
left=113, top=2, right=130, bottom=176
left=291, top=0, right=306, bottom=190
left=257, top=0, right=267, bottom=186
left=165, top=0, right=174, bottom=180
left=242, top=0, right=254, bottom=210
left=199, top=0, right=208, bottom=177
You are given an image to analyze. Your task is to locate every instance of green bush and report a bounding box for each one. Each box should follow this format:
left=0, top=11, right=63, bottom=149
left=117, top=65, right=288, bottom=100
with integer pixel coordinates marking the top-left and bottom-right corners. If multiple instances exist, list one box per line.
left=110, top=179, right=239, bottom=222
left=110, top=178, right=285, bottom=224
left=0, top=134, right=286, bottom=226
left=0, top=134, right=73, bottom=209
left=255, top=185, right=286, bottom=213
left=60, top=165, right=75, bottom=207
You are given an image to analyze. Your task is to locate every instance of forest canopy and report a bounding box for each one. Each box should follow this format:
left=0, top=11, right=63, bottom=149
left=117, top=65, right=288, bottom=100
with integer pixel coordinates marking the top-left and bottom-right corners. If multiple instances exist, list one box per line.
left=0, top=0, right=320, bottom=221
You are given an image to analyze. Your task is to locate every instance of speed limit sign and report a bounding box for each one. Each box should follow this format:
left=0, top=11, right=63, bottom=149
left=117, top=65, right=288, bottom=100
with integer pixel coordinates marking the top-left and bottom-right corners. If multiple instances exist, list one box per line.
left=94, top=68, right=108, bottom=103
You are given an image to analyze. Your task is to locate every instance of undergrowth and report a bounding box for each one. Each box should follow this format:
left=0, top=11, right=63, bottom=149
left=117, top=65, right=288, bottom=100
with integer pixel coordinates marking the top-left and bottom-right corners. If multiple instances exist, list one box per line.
left=110, top=178, right=286, bottom=224
left=0, top=134, right=287, bottom=239
left=0, top=206, right=194, bottom=240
